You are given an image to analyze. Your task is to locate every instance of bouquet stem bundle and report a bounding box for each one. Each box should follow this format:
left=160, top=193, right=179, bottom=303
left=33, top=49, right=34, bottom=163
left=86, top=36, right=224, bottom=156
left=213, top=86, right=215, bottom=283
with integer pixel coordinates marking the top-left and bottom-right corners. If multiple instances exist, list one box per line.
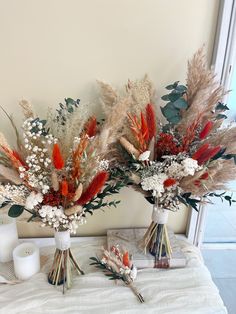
left=140, top=206, right=172, bottom=267
left=48, top=231, right=84, bottom=293
left=125, top=278, right=145, bottom=303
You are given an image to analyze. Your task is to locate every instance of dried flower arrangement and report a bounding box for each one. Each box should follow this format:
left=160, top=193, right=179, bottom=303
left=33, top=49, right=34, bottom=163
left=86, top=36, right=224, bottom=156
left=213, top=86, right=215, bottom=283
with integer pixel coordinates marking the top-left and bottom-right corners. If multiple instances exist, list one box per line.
left=0, top=97, right=128, bottom=291
left=100, top=48, right=236, bottom=263
left=90, top=246, right=144, bottom=303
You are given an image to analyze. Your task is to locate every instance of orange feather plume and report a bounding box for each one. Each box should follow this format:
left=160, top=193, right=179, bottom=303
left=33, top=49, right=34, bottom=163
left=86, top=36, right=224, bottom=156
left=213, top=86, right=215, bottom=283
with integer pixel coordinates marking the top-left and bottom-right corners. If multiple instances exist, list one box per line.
left=140, top=112, right=149, bottom=142
left=72, top=134, right=89, bottom=179
left=52, top=143, right=64, bottom=170
left=127, top=113, right=147, bottom=152
left=77, top=171, right=109, bottom=205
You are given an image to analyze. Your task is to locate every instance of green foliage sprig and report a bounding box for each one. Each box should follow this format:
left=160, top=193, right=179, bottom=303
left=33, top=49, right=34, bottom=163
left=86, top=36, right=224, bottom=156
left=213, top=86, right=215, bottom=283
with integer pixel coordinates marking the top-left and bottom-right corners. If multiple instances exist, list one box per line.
left=90, top=257, right=124, bottom=281
left=83, top=174, right=129, bottom=215
left=55, top=98, right=80, bottom=126
left=161, top=81, right=187, bottom=125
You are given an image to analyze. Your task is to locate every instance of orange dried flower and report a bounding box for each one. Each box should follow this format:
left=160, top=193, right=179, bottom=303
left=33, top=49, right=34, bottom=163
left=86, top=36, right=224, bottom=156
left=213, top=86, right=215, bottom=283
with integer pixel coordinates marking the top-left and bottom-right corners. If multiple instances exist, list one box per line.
left=52, top=143, right=64, bottom=170
left=140, top=112, right=149, bottom=142
left=72, top=134, right=89, bottom=179
left=61, top=180, right=69, bottom=197
left=123, top=252, right=130, bottom=267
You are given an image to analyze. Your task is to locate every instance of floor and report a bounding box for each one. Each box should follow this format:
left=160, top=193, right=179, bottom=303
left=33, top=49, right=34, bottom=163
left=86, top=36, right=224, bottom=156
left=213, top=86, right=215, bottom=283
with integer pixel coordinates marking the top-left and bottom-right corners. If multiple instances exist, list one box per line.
left=202, top=196, right=236, bottom=314
left=202, top=249, right=236, bottom=314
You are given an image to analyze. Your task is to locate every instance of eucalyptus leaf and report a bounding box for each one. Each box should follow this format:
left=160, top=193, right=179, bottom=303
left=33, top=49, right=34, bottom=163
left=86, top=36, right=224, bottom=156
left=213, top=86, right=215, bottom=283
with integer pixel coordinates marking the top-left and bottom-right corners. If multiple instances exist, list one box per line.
left=175, top=85, right=187, bottom=93
left=161, top=103, right=179, bottom=118
left=161, top=94, right=170, bottom=101
left=215, top=102, right=229, bottom=111
left=168, top=92, right=180, bottom=102
left=8, top=205, right=24, bottom=218
left=173, top=98, right=188, bottom=109
left=215, top=114, right=227, bottom=120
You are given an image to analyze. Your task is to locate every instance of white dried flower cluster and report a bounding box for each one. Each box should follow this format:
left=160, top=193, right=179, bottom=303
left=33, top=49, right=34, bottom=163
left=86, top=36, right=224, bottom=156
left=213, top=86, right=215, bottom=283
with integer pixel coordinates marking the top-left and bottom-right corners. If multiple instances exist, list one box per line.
left=0, top=184, right=29, bottom=206
left=141, top=173, right=168, bottom=196
left=39, top=205, right=86, bottom=234
left=158, top=186, right=182, bottom=211
left=21, top=118, right=57, bottom=194
left=167, top=157, right=200, bottom=178
left=98, top=159, right=109, bottom=171
left=25, top=191, right=43, bottom=210
left=139, top=155, right=200, bottom=210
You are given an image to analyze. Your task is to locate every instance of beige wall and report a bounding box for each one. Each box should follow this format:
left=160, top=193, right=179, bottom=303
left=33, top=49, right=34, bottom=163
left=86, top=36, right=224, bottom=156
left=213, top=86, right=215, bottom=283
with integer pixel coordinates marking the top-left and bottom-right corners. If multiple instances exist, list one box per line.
left=0, top=0, right=219, bottom=237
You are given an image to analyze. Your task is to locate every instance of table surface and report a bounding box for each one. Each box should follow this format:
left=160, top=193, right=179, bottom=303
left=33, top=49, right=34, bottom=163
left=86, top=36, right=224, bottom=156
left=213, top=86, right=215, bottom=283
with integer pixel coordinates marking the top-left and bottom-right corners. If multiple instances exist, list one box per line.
left=0, top=236, right=227, bottom=314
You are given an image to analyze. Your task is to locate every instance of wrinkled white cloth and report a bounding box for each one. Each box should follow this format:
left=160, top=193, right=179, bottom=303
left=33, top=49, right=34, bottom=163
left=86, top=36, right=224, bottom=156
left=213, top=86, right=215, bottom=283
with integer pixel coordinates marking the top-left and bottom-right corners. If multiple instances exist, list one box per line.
left=0, top=237, right=227, bottom=314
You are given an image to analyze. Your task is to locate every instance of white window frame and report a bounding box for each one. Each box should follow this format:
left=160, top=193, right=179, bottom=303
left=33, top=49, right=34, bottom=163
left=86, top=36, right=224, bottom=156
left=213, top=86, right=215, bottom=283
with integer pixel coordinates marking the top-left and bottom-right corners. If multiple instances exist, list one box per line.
left=187, top=0, right=236, bottom=246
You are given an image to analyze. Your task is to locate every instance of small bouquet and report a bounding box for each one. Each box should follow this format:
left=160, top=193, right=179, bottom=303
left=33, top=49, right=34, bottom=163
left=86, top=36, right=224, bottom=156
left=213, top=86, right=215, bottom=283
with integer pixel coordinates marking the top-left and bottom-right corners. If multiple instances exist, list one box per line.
left=100, top=49, right=236, bottom=264
left=90, top=246, right=144, bottom=303
left=0, top=95, right=128, bottom=291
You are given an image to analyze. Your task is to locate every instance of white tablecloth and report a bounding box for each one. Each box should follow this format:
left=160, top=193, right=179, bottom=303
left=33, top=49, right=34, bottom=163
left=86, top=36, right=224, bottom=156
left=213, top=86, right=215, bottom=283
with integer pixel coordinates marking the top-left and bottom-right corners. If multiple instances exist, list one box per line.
left=0, top=237, right=227, bottom=314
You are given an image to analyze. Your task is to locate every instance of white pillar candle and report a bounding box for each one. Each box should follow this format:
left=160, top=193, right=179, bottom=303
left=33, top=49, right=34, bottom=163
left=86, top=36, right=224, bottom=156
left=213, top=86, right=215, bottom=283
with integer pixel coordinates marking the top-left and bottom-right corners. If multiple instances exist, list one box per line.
left=0, top=214, right=18, bottom=262
left=13, top=242, right=40, bottom=280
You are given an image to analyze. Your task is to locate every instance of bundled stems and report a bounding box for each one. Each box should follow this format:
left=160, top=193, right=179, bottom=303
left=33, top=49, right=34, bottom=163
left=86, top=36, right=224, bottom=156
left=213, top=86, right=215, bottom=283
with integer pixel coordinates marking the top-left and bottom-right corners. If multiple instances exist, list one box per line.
left=139, top=202, right=172, bottom=267
left=48, top=231, right=84, bottom=293
left=125, top=279, right=145, bottom=303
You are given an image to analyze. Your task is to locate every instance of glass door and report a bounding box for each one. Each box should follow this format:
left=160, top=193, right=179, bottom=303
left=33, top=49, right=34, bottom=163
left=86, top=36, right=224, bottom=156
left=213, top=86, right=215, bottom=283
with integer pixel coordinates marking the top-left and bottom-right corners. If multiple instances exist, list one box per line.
left=203, top=62, right=236, bottom=244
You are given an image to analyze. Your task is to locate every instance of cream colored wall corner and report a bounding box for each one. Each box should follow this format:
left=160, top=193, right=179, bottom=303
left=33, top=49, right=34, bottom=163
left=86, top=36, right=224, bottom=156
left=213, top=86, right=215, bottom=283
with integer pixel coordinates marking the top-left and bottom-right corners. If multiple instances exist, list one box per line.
left=0, top=0, right=219, bottom=237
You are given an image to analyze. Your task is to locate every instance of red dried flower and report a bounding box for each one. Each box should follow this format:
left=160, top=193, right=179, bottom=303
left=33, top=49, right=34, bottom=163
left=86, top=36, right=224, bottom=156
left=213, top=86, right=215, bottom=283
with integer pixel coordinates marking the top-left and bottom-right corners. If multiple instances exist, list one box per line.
left=164, top=178, right=177, bottom=188
left=43, top=190, right=62, bottom=206
left=182, top=115, right=202, bottom=151
left=197, top=146, right=221, bottom=165
left=194, top=180, right=201, bottom=187
left=84, top=116, right=97, bottom=138
left=52, top=143, right=64, bottom=170
left=156, top=133, right=180, bottom=158
left=199, top=121, right=213, bottom=140
left=61, top=180, right=69, bottom=197
left=77, top=171, right=109, bottom=205
left=192, top=143, right=210, bottom=160
left=200, top=172, right=209, bottom=180
left=146, top=103, right=156, bottom=140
